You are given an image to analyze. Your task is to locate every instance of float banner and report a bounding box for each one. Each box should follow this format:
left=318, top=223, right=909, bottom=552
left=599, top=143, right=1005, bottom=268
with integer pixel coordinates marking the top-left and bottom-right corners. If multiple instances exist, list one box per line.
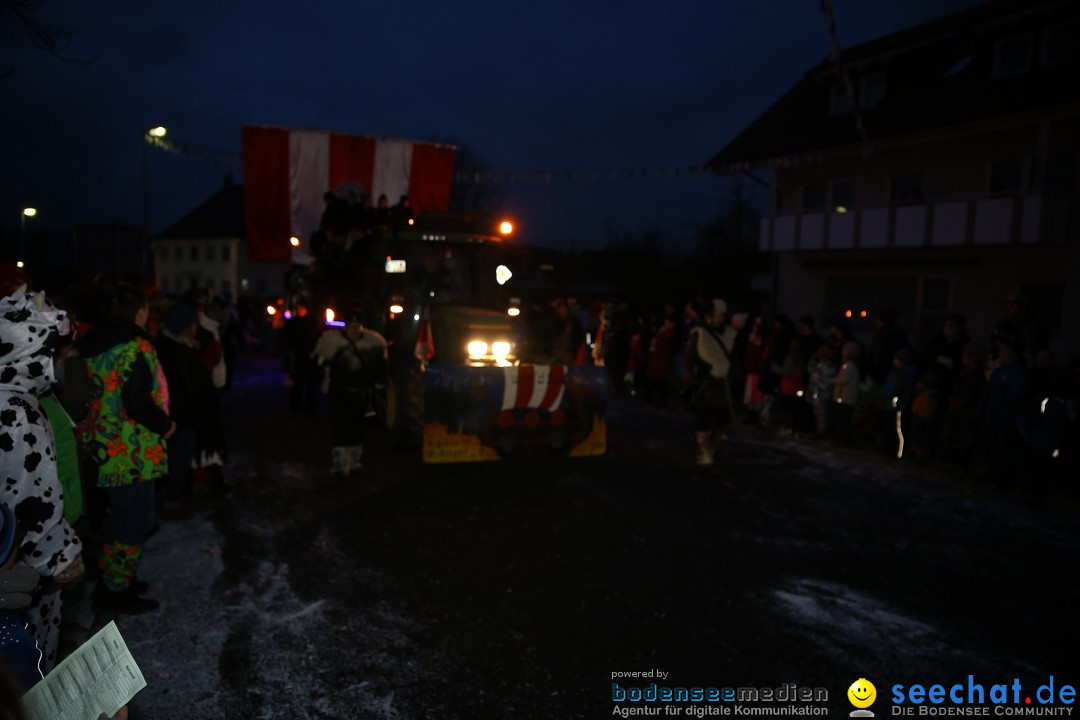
left=422, top=364, right=607, bottom=463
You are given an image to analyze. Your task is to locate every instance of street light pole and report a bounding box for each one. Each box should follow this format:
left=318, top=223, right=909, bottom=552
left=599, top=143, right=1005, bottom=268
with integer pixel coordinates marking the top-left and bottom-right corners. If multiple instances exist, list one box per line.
left=142, top=126, right=167, bottom=278
left=20, top=207, right=37, bottom=266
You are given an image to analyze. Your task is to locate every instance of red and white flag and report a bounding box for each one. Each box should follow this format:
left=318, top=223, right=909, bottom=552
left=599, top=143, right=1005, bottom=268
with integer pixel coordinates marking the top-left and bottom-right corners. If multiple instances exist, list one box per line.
left=242, top=125, right=456, bottom=262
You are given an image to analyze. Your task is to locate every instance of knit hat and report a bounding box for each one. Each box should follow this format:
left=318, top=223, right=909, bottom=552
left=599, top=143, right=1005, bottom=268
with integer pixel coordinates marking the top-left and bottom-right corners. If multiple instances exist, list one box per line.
left=163, top=302, right=197, bottom=334
left=711, top=299, right=727, bottom=318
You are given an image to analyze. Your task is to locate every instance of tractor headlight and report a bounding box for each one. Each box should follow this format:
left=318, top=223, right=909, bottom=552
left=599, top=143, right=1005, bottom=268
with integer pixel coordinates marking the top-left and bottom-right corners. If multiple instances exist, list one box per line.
left=491, top=341, right=511, bottom=360
left=467, top=341, right=489, bottom=358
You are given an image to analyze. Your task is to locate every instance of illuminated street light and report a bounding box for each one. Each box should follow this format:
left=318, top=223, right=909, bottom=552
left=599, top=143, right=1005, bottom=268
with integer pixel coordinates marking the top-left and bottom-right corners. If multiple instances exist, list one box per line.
left=289, top=236, right=300, bottom=247
left=499, top=220, right=513, bottom=235
left=143, top=125, right=167, bottom=276
left=20, top=207, right=38, bottom=266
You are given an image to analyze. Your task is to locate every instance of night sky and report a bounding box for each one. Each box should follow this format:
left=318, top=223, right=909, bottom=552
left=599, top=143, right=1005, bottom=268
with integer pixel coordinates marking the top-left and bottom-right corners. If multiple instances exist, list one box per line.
left=2, top=0, right=985, bottom=253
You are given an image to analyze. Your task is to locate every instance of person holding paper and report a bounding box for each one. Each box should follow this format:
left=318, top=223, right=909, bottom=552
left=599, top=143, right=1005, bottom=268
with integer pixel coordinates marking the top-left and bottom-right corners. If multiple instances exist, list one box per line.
left=0, top=282, right=84, bottom=673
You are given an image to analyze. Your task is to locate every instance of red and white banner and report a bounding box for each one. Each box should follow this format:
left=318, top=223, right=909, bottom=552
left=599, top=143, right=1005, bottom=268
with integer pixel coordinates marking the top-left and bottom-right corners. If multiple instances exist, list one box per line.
left=242, top=125, right=456, bottom=262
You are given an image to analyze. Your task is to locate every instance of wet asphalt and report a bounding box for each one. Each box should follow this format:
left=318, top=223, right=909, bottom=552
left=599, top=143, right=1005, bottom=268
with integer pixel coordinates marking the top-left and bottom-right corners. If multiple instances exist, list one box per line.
left=101, top=354, right=1079, bottom=719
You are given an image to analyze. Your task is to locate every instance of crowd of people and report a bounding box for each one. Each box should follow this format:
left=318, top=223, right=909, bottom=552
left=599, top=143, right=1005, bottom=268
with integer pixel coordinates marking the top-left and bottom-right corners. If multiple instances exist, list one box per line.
left=538, top=290, right=1077, bottom=503
left=0, top=264, right=242, bottom=716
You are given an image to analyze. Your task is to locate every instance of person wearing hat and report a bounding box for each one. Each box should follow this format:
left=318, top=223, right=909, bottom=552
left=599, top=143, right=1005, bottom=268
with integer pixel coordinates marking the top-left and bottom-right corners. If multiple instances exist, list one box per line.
left=0, top=288, right=86, bottom=673
left=76, top=283, right=175, bottom=616
left=312, top=307, right=387, bottom=476
left=684, top=299, right=737, bottom=466
left=154, top=302, right=217, bottom=518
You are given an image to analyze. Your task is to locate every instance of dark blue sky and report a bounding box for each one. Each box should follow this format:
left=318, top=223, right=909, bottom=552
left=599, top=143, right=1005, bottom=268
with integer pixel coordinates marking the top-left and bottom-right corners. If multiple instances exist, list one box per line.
left=2, top=0, right=985, bottom=252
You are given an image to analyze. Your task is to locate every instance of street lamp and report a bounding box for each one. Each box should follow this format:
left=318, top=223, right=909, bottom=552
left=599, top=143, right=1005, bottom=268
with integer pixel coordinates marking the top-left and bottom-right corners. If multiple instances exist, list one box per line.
left=143, top=126, right=167, bottom=276
left=20, top=207, right=37, bottom=265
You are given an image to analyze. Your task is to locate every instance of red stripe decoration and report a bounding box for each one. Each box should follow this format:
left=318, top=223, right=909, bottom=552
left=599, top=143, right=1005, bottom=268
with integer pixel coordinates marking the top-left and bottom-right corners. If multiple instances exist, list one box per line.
left=242, top=126, right=291, bottom=262
left=538, top=364, right=566, bottom=410
left=514, top=365, right=535, bottom=409
left=328, top=133, right=376, bottom=195
left=408, top=143, right=456, bottom=214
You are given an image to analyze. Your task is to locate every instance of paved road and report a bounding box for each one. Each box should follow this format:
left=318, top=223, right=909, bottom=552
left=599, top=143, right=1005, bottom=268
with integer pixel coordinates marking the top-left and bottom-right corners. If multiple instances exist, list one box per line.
left=100, top=355, right=1077, bottom=719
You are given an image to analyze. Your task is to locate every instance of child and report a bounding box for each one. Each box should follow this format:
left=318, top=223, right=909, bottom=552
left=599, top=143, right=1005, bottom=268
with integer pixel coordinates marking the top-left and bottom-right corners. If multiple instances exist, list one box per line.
left=807, top=344, right=837, bottom=436
left=828, top=341, right=861, bottom=442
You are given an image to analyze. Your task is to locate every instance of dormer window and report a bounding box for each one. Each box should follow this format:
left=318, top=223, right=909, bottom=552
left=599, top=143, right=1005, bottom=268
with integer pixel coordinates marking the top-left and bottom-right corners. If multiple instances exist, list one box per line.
left=994, top=34, right=1033, bottom=77
left=859, top=73, right=887, bottom=109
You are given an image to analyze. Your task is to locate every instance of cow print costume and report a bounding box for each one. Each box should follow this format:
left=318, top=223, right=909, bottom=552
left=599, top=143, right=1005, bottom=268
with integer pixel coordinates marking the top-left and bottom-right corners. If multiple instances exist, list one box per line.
left=0, top=290, right=82, bottom=672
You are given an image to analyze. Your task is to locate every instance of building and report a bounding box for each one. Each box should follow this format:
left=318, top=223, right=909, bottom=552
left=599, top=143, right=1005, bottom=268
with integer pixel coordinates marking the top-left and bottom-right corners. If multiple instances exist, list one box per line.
left=709, top=0, right=1079, bottom=357
left=154, top=176, right=288, bottom=300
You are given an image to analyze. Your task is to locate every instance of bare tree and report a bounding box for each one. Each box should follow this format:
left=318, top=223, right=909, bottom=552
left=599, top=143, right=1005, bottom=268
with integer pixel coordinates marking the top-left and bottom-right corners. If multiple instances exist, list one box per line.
left=1, top=0, right=96, bottom=77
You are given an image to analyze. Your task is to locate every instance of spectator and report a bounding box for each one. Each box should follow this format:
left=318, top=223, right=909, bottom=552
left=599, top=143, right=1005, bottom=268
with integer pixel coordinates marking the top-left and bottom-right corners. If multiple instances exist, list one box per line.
left=867, top=309, right=910, bottom=385
left=685, top=299, right=737, bottom=466
left=828, top=341, right=861, bottom=443
left=879, top=347, right=918, bottom=455
left=908, top=370, right=941, bottom=462
left=154, top=302, right=217, bottom=518
left=795, top=316, right=823, bottom=369
left=771, top=339, right=807, bottom=435
left=806, top=343, right=837, bottom=437
left=0, top=289, right=85, bottom=671
left=919, top=313, right=969, bottom=402
left=645, top=314, right=677, bottom=409
left=992, top=291, right=1049, bottom=369
left=283, top=303, right=322, bottom=415
left=742, top=317, right=766, bottom=423
left=77, top=283, right=174, bottom=615
left=312, top=308, right=387, bottom=477
left=982, top=334, right=1028, bottom=488
left=941, top=342, right=987, bottom=467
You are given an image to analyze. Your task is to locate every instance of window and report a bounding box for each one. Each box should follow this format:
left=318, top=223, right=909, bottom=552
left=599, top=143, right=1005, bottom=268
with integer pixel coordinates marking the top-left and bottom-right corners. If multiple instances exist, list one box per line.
left=890, top=174, right=923, bottom=203
left=222, top=279, right=231, bottom=294
left=241, top=278, right=250, bottom=292
left=1042, top=23, right=1078, bottom=66
left=222, top=245, right=231, bottom=261
left=159, top=276, right=169, bottom=293
left=831, top=182, right=853, bottom=211
left=174, top=246, right=182, bottom=261
left=158, top=246, right=168, bottom=260
left=994, top=34, right=1033, bottom=77
left=206, top=246, right=216, bottom=262
left=802, top=184, right=828, bottom=213
left=830, top=82, right=853, bottom=115
left=859, top=73, right=887, bottom=109
left=189, top=246, right=198, bottom=262
left=256, top=279, right=267, bottom=294
left=990, top=158, right=1025, bottom=194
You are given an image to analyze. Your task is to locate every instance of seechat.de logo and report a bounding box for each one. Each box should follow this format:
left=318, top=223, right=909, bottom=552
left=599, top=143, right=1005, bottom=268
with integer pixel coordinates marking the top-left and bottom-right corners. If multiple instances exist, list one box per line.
left=849, top=678, right=878, bottom=718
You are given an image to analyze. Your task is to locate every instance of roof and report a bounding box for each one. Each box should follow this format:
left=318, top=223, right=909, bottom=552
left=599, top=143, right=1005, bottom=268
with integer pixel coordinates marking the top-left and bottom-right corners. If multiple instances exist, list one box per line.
left=156, top=180, right=245, bottom=240
left=708, top=0, right=1080, bottom=171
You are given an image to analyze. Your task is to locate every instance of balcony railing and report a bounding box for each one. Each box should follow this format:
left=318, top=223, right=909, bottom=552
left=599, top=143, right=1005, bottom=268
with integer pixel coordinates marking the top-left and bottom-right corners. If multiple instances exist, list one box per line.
left=759, top=193, right=1074, bottom=252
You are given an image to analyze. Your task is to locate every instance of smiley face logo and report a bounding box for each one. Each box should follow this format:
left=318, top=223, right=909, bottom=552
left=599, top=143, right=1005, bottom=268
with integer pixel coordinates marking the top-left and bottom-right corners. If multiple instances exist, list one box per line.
left=848, top=678, right=877, bottom=709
